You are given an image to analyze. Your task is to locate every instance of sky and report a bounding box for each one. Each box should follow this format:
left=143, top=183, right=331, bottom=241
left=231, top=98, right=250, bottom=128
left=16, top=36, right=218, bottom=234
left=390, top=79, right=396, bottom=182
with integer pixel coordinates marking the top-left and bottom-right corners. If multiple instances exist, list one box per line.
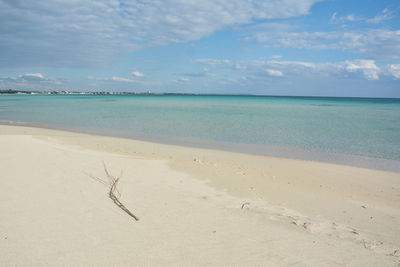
left=0, top=0, right=399, bottom=97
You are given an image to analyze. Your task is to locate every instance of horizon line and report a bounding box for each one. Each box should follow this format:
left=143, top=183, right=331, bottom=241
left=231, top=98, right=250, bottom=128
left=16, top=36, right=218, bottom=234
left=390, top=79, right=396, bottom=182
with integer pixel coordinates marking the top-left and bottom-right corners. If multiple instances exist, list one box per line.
left=1, top=89, right=399, bottom=100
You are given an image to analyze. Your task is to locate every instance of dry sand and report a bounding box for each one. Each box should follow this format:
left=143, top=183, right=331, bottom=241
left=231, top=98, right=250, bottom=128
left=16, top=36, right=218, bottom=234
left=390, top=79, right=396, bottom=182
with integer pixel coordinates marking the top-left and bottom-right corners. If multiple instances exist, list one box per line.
left=0, top=125, right=399, bottom=266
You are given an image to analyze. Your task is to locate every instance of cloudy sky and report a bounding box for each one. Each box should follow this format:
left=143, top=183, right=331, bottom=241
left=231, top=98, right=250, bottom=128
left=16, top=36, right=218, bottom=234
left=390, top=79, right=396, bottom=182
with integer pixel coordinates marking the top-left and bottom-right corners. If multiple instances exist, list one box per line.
left=0, top=0, right=399, bottom=97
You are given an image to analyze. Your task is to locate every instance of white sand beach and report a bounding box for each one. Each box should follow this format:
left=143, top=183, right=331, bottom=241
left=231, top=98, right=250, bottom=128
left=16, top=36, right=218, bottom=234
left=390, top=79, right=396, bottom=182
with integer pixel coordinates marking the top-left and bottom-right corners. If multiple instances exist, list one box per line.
left=0, top=125, right=399, bottom=266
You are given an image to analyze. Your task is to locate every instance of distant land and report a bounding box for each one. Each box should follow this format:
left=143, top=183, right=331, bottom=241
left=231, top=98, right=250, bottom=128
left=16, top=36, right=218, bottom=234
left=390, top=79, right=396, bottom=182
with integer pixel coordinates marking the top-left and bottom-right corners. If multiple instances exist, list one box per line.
left=0, top=89, right=157, bottom=95
left=2, top=89, right=400, bottom=99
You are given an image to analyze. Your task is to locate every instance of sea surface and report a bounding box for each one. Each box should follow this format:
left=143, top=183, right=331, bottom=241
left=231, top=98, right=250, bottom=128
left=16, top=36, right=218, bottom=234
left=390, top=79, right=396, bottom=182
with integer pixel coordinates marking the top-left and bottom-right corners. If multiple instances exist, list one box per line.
left=1, top=94, right=399, bottom=170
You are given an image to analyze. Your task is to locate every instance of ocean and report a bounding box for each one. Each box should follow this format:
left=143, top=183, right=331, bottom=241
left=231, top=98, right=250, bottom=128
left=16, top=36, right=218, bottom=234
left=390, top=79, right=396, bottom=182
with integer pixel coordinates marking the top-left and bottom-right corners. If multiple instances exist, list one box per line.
left=1, top=94, right=399, bottom=170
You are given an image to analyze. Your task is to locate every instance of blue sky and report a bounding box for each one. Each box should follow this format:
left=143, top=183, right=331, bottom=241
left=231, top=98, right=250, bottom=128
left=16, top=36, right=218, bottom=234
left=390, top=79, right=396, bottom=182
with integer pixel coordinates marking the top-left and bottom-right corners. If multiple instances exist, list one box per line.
left=0, top=0, right=399, bottom=97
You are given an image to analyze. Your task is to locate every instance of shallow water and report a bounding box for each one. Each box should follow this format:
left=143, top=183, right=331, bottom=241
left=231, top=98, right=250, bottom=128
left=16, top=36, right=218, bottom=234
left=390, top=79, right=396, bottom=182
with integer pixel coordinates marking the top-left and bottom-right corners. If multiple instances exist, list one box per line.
left=1, top=94, right=399, bottom=162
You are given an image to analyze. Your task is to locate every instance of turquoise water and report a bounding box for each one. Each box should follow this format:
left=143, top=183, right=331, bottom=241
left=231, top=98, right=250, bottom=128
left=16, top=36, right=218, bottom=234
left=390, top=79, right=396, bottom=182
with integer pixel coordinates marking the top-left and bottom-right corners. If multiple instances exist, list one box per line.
left=1, top=94, right=400, bottom=160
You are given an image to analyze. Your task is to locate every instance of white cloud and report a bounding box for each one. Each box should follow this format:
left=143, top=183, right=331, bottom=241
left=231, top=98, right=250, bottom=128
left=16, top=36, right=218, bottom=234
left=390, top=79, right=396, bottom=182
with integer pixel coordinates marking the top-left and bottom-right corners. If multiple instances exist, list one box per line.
left=112, top=76, right=135, bottom=83
left=247, top=28, right=400, bottom=59
left=192, top=58, right=316, bottom=71
left=88, top=75, right=161, bottom=87
left=0, top=73, right=66, bottom=89
left=330, top=9, right=395, bottom=25
left=190, top=59, right=231, bottom=65
left=265, top=59, right=381, bottom=80
left=240, top=7, right=398, bottom=61
left=330, top=12, right=359, bottom=24
left=132, top=71, right=144, bottom=77
left=190, top=58, right=389, bottom=81
left=23, top=73, right=44, bottom=79
left=266, top=69, right=283, bottom=77
left=387, top=64, right=400, bottom=79
left=344, top=60, right=380, bottom=80
left=267, top=60, right=315, bottom=68
left=0, top=0, right=321, bottom=68
left=178, top=77, right=189, bottom=82
left=88, top=76, right=136, bottom=83
left=181, top=68, right=215, bottom=77
left=366, top=8, right=395, bottom=24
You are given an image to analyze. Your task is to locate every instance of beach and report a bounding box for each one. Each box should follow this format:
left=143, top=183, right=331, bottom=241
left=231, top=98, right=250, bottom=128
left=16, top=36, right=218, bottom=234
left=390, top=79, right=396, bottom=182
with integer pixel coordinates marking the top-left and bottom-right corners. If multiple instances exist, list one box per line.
left=2, top=0, right=400, bottom=265
left=0, top=124, right=399, bottom=266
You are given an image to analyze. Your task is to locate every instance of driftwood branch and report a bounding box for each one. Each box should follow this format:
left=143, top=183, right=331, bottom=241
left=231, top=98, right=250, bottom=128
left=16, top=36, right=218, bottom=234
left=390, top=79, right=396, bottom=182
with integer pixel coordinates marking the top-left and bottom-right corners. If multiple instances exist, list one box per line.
left=102, top=162, right=139, bottom=221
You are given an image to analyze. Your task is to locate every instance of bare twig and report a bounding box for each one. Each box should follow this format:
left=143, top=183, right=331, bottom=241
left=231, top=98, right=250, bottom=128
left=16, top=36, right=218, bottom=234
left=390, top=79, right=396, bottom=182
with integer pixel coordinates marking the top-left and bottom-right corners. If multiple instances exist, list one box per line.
left=87, top=173, right=108, bottom=186
left=102, top=162, right=139, bottom=221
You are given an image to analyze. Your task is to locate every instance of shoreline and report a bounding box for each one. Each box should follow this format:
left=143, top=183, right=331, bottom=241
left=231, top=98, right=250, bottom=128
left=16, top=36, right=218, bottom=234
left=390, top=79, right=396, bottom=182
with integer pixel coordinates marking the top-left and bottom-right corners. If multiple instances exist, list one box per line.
left=1, top=119, right=399, bottom=173
left=0, top=124, right=399, bottom=265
